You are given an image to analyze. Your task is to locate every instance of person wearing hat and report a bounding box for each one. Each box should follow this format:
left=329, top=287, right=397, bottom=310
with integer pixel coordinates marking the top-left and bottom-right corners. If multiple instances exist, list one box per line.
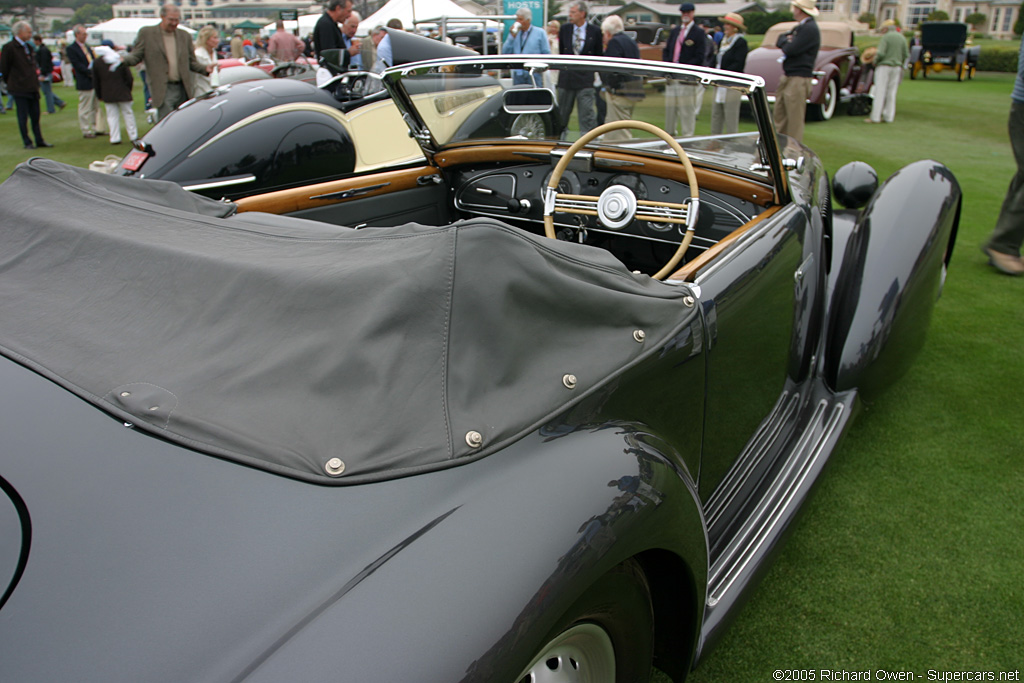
left=773, top=0, right=820, bottom=142
left=230, top=29, right=244, bottom=59
left=866, top=19, right=909, bottom=124
left=663, top=2, right=714, bottom=137
left=710, top=13, right=747, bottom=135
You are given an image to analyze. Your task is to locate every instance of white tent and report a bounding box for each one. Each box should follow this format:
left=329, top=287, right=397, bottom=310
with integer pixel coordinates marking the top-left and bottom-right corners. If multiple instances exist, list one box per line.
left=261, top=14, right=323, bottom=38
left=358, top=0, right=498, bottom=36
left=87, top=18, right=195, bottom=48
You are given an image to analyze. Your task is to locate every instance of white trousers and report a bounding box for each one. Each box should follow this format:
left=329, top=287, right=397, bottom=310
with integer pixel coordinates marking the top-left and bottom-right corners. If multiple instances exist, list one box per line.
left=105, top=101, right=138, bottom=143
left=870, top=65, right=902, bottom=123
left=665, top=82, right=701, bottom=137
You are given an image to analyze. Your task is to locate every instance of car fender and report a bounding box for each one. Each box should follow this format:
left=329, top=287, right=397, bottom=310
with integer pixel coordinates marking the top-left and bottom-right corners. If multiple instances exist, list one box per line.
left=240, top=424, right=709, bottom=682
left=812, top=63, right=839, bottom=103
left=824, top=160, right=960, bottom=401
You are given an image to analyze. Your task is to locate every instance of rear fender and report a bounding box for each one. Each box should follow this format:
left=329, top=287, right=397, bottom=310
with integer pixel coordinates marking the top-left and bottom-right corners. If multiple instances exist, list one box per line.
left=824, top=160, right=960, bottom=401
left=813, top=64, right=839, bottom=102
left=243, top=424, right=709, bottom=682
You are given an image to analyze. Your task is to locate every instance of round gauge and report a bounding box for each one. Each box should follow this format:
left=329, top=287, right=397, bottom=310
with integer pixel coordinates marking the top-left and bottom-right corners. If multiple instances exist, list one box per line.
left=543, top=169, right=581, bottom=196
left=509, top=113, right=547, bottom=140
left=605, top=174, right=647, bottom=200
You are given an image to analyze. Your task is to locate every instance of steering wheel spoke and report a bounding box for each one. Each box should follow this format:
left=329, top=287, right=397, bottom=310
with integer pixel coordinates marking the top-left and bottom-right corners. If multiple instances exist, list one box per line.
left=553, top=193, right=600, bottom=216
left=543, top=120, right=700, bottom=280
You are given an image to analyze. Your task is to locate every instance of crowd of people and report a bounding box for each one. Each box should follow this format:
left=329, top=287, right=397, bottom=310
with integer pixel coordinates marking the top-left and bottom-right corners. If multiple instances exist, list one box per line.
left=3, top=0, right=1018, bottom=275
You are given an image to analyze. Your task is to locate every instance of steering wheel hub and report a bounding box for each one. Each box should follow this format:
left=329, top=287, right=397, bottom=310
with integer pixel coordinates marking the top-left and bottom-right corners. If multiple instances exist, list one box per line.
left=597, top=185, right=637, bottom=229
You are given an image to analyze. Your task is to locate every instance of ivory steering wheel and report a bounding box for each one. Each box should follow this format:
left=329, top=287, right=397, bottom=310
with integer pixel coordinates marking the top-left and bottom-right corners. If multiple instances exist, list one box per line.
left=543, top=120, right=700, bottom=281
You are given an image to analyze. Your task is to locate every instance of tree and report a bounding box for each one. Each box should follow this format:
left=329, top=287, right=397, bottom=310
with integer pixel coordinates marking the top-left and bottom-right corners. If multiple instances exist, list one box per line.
left=858, top=12, right=876, bottom=28
left=926, top=10, right=949, bottom=21
left=744, top=9, right=794, bottom=35
left=964, top=12, right=987, bottom=30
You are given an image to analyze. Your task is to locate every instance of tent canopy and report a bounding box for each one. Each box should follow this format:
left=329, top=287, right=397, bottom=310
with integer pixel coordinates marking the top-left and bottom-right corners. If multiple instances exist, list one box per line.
left=358, top=0, right=498, bottom=35
left=233, top=19, right=264, bottom=29
left=261, top=13, right=322, bottom=37
left=87, top=18, right=195, bottom=48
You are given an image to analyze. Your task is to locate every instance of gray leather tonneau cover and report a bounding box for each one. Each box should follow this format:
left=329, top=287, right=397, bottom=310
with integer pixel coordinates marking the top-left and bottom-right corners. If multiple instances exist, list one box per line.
left=0, top=159, right=696, bottom=483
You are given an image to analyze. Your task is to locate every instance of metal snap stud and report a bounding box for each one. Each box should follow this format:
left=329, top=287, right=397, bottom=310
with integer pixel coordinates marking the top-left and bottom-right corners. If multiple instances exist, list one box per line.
left=120, top=391, right=131, bottom=397
left=324, top=458, right=346, bottom=476
left=563, top=374, right=577, bottom=389
left=633, top=329, right=646, bottom=343
left=683, top=295, right=695, bottom=307
left=466, top=431, right=483, bottom=448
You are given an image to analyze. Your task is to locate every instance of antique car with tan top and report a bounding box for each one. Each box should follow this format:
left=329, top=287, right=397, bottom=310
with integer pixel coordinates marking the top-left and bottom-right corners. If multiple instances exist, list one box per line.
left=745, top=20, right=874, bottom=120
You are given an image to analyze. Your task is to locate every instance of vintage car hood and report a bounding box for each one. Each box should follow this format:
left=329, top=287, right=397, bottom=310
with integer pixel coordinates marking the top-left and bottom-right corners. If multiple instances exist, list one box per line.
left=0, top=159, right=698, bottom=485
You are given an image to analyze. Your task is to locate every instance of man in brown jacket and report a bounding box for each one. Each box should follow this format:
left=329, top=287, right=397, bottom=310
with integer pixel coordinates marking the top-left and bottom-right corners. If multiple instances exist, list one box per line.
left=122, top=4, right=212, bottom=122
left=0, top=21, right=53, bottom=149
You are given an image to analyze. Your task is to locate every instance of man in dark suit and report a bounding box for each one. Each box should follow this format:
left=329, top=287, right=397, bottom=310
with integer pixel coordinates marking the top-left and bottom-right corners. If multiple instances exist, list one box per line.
left=0, top=21, right=52, bottom=149
left=774, top=0, right=820, bottom=142
left=599, top=15, right=643, bottom=141
left=662, top=2, right=710, bottom=137
left=557, top=0, right=602, bottom=137
left=66, top=24, right=105, bottom=137
left=121, top=4, right=212, bottom=122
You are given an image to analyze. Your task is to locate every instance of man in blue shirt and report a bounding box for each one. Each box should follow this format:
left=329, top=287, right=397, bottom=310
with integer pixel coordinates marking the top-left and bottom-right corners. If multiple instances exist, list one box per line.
left=982, top=33, right=1024, bottom=275
left=502, top=7, right=550, bottom=86
left=342, top=12, right=362, bottom=70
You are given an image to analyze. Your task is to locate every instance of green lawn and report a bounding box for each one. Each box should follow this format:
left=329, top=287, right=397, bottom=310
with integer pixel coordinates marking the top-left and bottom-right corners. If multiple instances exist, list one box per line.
left=3, top=73, right=1022, bottom=682
left=0, top=80, right=155, bottom=171
left=683, top=72, right=1024, bottom=681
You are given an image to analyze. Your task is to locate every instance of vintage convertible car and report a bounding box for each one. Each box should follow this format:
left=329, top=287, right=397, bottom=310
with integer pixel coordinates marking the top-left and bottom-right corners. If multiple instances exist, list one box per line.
left=745, top=21, right=874, bottom=120
left=909, top=21, right=981, bottom=80
left=112, top=29, right=559, bottom=201
left=0, top=53, right=960, bottom=682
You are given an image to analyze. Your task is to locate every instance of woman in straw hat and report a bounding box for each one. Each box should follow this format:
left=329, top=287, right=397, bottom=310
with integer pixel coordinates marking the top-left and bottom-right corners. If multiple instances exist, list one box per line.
left=711, top=12, right=748, bottom=135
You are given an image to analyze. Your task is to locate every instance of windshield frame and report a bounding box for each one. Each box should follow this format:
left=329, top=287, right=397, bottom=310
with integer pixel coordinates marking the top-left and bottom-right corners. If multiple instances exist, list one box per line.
left=382, top=54, right=789, bottom=203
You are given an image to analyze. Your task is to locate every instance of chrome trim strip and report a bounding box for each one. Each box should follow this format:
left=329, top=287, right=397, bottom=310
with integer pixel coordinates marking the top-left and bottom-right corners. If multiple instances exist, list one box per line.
left=704, top=391, right=801, bottom=529
left=181, top=175, right=257, bottom=191
left=707, top=400, right=845, bottom=604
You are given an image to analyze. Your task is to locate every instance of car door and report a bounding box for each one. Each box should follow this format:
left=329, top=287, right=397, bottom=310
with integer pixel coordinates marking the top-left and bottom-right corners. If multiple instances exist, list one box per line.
left=690, top=204, right=810, bottom=503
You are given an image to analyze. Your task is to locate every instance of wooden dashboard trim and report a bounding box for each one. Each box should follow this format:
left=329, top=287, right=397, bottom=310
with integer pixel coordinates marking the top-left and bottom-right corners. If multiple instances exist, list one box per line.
left=234, top=166, right=442, bottom=215
left=433, top=144, right=776, bottom=207
left=668, top=205, right=783, bottom=282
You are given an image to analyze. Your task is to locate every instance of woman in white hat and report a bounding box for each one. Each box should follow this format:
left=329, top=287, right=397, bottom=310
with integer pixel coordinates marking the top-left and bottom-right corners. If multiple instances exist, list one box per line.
left=711, top=12, right=748, bottom=135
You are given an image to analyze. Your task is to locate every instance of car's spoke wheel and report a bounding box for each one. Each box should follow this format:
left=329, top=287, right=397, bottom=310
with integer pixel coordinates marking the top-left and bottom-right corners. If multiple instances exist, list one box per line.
left=514, top=559, right=654, bottom=683
left=517, top=624, right=616, bottom=683
left=510, top=113, right=548, bottom=139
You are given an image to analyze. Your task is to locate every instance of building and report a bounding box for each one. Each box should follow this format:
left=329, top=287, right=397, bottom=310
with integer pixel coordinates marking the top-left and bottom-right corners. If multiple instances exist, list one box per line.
left=819, top=0, right=1018, bottom=37
left=110, top=0, right=325, bottom=31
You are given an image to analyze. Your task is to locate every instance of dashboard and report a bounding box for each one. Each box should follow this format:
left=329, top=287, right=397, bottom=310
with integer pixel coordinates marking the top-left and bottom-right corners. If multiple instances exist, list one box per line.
left=451, top=162, right=762, bottom=258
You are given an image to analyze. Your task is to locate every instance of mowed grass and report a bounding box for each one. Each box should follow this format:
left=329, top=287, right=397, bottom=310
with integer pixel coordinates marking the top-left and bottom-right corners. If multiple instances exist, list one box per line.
left=682, top=72, right=1024, bottom=681
left=2, top=73, right=1022, bottom=680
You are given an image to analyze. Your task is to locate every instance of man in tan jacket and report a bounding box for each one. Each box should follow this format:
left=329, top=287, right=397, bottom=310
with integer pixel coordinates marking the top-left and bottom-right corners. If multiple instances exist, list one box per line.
left=122, top=4, right=212, bottom=122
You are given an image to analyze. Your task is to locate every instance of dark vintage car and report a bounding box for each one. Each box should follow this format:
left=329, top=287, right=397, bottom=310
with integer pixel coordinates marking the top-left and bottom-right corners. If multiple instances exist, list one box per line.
left=0, top=53, right=960, bottom=682
left=112, top=29, right=559, bottom=201
left=745, top=21, right=874, bottom=120
left=909, top=21, right=981, bottom=80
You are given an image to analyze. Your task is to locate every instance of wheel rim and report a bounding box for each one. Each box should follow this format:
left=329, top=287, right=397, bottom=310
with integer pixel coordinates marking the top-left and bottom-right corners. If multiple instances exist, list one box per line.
left=516, top=623, right=616, bottom=683
left=820, top=79, right=837, bottom=120
left=510, top=113, right=547, bottom=139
